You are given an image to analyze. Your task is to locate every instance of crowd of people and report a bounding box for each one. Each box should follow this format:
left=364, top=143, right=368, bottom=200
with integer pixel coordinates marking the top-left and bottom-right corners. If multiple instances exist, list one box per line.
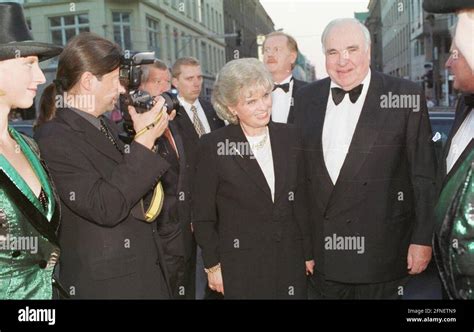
left=0, top=0, right=472, bottom=300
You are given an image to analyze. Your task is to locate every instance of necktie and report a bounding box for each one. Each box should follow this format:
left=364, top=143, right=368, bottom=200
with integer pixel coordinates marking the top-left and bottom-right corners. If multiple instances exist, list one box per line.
left=99, top=117, right=122, bottom=154
left=273, top=82, right=290, bottom=93
left=331, top=84, right=364, bottom=105
left=163, top=128, right=179, bottom=158
left=191, top=105, right=206, bottom=137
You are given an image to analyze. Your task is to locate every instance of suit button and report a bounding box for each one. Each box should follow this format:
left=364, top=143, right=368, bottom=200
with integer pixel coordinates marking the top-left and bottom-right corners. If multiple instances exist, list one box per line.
left=363, top=182, right=368, bottom=186
left=38, top=260, right=48, bottom=269
left=12, top=251, right=21, bottom=258
left=324, top=216, right=329, bottom=221
left=346, top=219, right=352, bottom=223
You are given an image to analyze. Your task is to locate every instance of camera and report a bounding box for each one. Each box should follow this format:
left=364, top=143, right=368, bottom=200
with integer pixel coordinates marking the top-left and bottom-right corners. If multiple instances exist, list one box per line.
left=119, top=51, right=180, bottom=137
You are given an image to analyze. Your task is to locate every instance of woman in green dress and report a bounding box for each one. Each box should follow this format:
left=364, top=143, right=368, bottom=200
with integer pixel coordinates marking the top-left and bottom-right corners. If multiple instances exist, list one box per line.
left=0, top=2, right=62, bottom=299
left=433, top=147, right=474, bottom=300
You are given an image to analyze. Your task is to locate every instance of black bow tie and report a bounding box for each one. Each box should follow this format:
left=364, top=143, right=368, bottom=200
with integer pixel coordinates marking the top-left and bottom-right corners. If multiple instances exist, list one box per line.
left=465, top=94, right=474, bottom=108
left=273, top=80, right=292, bottom=93
left=331, top=84, right=364, bottom=105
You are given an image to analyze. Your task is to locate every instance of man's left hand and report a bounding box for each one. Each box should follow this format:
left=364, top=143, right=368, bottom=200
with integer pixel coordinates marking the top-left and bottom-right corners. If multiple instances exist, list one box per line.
left=407, top=244, right=432, bottom=275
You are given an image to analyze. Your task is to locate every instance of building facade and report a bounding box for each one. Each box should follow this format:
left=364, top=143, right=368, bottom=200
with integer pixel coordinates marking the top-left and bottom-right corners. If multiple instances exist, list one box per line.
left=223, top=0, right=274, bottom=62
left=22, top=0, right=226, bottom=102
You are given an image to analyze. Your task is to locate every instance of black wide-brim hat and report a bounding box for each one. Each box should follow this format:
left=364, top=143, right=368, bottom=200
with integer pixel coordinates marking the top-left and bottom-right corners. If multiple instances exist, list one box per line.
left=0, top=2, right=62, bottom=62
left=423, top=0, right=474, bottom=13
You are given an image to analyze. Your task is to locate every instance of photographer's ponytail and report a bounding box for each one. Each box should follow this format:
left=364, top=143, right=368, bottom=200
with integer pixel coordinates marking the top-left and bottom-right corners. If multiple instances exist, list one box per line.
left=37, top=83, right=57, bottom=127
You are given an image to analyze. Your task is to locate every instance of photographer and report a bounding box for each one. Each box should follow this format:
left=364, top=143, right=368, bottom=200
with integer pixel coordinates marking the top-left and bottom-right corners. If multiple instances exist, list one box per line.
left=138, top=59, right=189, bottom=298
left=34, top=33, right=174, bottom=299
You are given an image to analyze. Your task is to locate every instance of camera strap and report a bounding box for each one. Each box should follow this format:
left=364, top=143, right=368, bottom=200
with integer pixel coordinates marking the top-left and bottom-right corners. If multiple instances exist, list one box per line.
left=144, top=182, right=165, bottom=222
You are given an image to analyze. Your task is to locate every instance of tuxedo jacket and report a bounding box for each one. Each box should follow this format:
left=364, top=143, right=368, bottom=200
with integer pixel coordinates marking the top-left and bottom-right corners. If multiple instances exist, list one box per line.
left=295, top=70, right=437, bottom=283
left=35, top=108, right=171, bottom=299
left=287, top=78, right=308, bottom=124
left=192, top=122, right=311, bottom=298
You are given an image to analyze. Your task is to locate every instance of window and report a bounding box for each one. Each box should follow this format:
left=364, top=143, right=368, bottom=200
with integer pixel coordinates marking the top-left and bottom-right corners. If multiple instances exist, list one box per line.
left=173, top=28, right=179, bottom=60
left=198, top=0, right=203, bottom=23
left=193, top=0, right=198, bottom=21
left=201, top=41, right=208, bottom=74
left=147, top=17, right=161, bottom=58
left=113, top=12, right=131, bottom=50
left=166, top=24, right=172, bottom=63
left=194, top=38, right=199, bottom=58
left=211, top=8, right=214, bottom=32
left=208, top=44, right=212, bottom=73
left=50, top=14, right=90, bottom=46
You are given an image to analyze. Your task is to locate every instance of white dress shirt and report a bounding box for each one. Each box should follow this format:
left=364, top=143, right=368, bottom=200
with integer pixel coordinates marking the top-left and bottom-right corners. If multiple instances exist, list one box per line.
left=178, top=96, right=211, bottom=134
left=322, top=69, right=372, bottom=184
left=246, top=127, right=275, bottom=202
left=446, top=109, right=474, bottom=173
left=271, top=74, right=294, bottom=124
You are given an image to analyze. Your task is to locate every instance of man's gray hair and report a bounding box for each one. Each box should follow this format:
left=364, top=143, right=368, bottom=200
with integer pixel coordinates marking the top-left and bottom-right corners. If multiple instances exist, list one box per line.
left=321, top=18, right=371, bottom=53
left=141, top=59, right=169, bottom=83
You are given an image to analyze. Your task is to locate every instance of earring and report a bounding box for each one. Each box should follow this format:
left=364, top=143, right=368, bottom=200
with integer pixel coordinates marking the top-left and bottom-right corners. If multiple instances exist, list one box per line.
left=0, top=89, right=5, bottom=96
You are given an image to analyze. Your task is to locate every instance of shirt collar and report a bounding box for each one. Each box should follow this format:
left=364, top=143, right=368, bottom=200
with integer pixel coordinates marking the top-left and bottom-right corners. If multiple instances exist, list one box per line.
left=69, top=107, right=101, bottom=130
left=178, top=96, right=200, bottom=110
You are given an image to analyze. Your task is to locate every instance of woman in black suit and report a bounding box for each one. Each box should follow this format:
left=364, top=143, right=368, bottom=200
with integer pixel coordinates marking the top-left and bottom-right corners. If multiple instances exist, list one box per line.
left=192, top=58, right=314, bottom=299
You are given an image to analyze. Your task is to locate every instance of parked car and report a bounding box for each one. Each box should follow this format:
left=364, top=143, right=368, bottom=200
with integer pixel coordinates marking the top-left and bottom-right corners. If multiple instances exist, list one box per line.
left=429, top=111, right=455, bottom=163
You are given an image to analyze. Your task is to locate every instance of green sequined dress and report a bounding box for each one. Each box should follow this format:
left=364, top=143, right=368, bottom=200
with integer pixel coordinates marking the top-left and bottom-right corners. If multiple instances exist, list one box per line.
left=434, top=148, right=474, bottom=299
left=0, top=127, right=60, bottom=299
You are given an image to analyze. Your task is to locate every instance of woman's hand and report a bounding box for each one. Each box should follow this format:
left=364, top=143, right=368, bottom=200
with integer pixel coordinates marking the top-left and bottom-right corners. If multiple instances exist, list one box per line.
left=305, top=260, right=315, bottom=275
left=207, top=265, right=224, bottom=295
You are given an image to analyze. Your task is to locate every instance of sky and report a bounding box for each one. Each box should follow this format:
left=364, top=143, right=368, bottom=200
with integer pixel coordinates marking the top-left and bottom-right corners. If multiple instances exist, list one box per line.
left=260, top=0, right=370, bottom=79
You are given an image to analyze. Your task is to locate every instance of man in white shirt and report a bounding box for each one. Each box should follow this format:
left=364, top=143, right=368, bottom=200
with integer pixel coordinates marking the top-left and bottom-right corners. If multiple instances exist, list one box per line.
left=263, top=32, right=307, bottom=124
left=295, top=18, right=437, bottom=299
left=444, top=42, right=474, bottom=179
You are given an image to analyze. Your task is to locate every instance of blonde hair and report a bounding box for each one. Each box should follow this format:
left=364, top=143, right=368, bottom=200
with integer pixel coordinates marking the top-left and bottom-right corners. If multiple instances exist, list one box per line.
left=171, top=57, right=200, bottom=78
left=212, top=58, right=273, bottom=125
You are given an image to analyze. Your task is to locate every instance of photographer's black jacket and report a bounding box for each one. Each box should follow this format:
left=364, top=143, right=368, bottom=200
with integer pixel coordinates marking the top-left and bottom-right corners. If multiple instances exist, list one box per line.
left=35, top=107, right=172, bottom=299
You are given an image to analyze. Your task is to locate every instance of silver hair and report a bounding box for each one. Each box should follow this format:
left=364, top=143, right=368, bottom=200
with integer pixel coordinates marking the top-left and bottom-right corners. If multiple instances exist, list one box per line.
left=321, top=18, right=371, bottom=53
left=212, top=58, right=273, bottom=125
left=140, top=59, right=169, bottom=83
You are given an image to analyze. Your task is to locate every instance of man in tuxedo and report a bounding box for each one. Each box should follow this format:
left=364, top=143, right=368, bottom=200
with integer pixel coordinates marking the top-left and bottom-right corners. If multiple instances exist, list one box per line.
left=437, top=42, right=474, bottom=191
left=424, top=0, right=474, bottom=299
left=295, top=18, right=437, bottom=299
left=263, top=32, right=307, bottom=124
left=171, top=57, right=225, bottom=299
left=422, top=0, right=474, bottom=191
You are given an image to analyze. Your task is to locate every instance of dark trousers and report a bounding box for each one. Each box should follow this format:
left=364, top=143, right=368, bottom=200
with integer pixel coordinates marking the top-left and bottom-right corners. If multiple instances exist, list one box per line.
left=309, top=273, right=411, bottom=299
